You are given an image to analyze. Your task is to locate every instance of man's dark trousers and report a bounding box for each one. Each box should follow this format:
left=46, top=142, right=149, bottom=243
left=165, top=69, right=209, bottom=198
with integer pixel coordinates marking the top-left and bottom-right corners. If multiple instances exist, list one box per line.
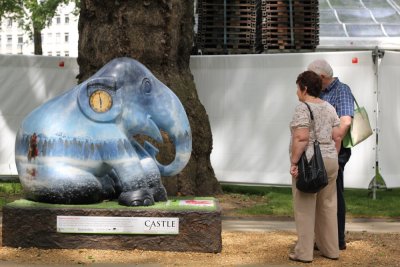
left=337, top=146, right=351, bottom=249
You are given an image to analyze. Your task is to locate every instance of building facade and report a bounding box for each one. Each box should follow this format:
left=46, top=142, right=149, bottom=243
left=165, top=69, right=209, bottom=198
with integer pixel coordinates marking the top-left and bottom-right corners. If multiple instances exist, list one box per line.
left=0, top=3, right=79, bottom=57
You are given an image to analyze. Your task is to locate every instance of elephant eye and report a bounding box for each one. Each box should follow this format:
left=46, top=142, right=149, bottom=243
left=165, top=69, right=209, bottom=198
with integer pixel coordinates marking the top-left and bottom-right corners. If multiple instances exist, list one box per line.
left=142, top=79, right=152, bottom=95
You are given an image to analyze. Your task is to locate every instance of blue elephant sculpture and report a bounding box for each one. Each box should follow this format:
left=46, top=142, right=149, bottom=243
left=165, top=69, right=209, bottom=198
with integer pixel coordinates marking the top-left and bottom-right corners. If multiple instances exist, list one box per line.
left=15, top=57, right=192, bottom=206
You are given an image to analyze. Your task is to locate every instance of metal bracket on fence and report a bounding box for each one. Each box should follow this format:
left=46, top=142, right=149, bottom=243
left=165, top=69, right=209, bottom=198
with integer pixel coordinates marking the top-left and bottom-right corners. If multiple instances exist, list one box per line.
left=372, top=46, right=385, bottom=65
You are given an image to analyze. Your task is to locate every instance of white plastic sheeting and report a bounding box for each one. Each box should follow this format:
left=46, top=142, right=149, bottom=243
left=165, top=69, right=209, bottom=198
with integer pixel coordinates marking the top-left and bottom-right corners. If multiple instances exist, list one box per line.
left=378, top=51, right=400, bottom=188
left=190, top=52, right=377, bottom=188
left=0, top=55, right=79, bottom=175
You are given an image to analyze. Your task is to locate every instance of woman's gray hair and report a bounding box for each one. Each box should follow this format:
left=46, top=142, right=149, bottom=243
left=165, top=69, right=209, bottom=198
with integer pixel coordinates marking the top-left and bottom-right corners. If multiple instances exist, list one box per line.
left=307, top=59, right=333, bottom=78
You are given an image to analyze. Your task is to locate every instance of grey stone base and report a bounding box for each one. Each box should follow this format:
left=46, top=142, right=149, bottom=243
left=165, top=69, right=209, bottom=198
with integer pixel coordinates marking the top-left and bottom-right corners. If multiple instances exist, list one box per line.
left=2, top=201, right=222, bottom=253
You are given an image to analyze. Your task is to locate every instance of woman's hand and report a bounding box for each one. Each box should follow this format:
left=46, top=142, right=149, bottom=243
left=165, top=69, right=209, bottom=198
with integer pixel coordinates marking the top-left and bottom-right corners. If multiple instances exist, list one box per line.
left=290, top=164, right=298, bottom=178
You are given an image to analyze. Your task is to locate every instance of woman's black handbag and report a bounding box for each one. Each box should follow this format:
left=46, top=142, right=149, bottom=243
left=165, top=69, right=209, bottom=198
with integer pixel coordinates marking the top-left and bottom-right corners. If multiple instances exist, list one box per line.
left=296, top=103, right=328, bottom=193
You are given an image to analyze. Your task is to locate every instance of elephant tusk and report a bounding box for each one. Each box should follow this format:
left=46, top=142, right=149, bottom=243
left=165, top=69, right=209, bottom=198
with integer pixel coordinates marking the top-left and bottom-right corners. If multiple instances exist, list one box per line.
left=146, top=115, right=163, bottom=143
left=144, top=141, right=159, bottom=158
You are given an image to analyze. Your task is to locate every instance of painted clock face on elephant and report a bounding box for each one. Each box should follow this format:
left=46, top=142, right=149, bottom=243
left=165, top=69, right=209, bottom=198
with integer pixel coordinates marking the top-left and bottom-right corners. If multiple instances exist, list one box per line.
left=15, top=57, right=192, bottom=206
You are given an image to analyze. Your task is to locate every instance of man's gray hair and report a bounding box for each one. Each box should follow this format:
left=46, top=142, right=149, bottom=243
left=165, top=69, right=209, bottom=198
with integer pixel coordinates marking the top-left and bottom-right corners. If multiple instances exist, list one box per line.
left=307, top=59, right=333, bottom=78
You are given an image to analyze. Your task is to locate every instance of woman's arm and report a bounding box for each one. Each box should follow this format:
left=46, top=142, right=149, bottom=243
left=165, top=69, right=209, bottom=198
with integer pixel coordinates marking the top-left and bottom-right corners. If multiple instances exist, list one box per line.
left=291, top=128, right=309, bottom=165
left=290, top=128, right=309, bottom=177
left=332, top=126, right=341, bottom=153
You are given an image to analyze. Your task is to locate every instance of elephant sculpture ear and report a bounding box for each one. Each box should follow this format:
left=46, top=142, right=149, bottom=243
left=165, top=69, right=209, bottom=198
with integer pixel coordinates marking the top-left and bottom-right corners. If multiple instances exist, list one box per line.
left=77, top=76, right=122, bottom=122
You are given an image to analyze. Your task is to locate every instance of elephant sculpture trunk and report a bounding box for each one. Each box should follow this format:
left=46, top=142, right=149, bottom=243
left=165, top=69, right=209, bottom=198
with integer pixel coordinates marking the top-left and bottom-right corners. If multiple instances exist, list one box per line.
left=148, top=132, right=192, bottom=177
left=15, top=57, right=192, bottom=206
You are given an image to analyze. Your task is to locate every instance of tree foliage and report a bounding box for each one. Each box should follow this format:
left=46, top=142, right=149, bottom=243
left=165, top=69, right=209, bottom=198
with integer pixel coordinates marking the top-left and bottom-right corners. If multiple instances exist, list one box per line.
left=0, top=0, right=80, bottom=54
left=0, top=0, right=23, bottom=19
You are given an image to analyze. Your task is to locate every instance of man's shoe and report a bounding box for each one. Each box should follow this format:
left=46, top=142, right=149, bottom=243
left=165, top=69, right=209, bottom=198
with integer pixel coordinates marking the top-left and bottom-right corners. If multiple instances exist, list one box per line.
left=314, top=243, right=319, bottom=251
left=289, top=253, right=312, bottom=263
left=339, top=244, right=347, bottom=250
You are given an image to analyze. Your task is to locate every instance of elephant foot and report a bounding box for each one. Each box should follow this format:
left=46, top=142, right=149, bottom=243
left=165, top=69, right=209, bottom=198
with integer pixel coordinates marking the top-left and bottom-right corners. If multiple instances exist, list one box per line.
left=118, top=189, right=155, bottom=206
left=151, top=186, right=168, bottom=202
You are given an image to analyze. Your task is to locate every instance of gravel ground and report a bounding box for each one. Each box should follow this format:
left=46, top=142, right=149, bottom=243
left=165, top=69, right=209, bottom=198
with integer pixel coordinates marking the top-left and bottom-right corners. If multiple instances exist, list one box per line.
left=0, top=194, right=399, bottom=266
left=1, top=231, right=399, bottom=266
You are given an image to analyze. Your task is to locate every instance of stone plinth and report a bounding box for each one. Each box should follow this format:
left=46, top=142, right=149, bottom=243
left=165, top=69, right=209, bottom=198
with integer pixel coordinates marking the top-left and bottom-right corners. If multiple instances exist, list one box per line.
left=2, top=198, right=221, bottom=253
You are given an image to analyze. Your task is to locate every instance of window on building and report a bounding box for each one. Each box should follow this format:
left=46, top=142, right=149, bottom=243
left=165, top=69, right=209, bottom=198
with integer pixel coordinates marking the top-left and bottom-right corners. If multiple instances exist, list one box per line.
left=17, top=35, right=23, bottom=44
left=65, top=15, right=70, bottom=24
left=7, top=18, right=12, bottom=28
left=56, top=33, right=61, bottom=44
left=47, top=33, right=52, bottom=44
left=48, top=51, right=52, bottom=56
left=56, top=16, right=61, bottom=24
left=64, top=51, right=69, bottom=57
left=17, top=35, right=23, bottom=54
left=56, top=51, right=61, bottom=56
left=6, top=35, right=12, bottom=51
left=64, top=33, right=69, bottom=43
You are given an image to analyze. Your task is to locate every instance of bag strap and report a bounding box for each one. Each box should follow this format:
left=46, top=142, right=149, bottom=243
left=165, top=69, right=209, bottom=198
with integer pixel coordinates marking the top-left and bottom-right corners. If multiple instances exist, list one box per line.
left=303, top=102, right=319, bottom=142
left=304, top=102, right=314, bottom=120
left=350, top=92, right=360, bottom=110
left=350, top=92, right=369, bottom=120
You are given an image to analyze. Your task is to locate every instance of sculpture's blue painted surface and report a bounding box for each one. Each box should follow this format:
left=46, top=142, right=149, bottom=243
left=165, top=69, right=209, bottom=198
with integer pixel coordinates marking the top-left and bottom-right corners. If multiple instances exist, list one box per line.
left=15, top=57, right=192, bottom=206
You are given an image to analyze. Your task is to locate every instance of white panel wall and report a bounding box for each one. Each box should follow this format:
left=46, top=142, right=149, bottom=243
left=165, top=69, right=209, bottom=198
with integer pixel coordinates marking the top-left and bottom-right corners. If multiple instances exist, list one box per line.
left=190, top=52, right=377, bottom=188
left=2, top=53, right=397, bottom=189
left=0, top=55, right=79, bottom=175
left=378, top=51, right=400, bottom=188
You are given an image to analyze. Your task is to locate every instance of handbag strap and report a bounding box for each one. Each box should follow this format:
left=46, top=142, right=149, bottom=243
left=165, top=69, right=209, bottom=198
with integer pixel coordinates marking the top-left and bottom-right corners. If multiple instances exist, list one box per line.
left=303, top=102, right=319, bottom=142
left=304, top=102, right=314, bottom=120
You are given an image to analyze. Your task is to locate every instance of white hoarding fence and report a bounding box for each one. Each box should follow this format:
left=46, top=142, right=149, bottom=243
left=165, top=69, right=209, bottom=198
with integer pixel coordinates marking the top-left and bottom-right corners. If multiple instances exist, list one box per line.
left=190, top=52, right=379, bottom=189
left=0, top=55, right=79, bottom=176
left=377, top=51, right=400, bottom=188
left=0, top=52, right=398, bottom=188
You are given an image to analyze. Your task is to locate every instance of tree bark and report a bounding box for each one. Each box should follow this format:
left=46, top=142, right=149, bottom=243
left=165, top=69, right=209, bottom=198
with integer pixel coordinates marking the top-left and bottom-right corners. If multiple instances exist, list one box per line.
left=77, top=0, right=221, bottom=196
left=33, top=27, right=42, bottom=55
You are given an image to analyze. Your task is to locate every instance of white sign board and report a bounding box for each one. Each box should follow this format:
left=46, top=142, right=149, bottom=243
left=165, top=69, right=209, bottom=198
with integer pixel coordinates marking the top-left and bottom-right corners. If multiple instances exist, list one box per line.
left=57, top=216, right=179, bottom=235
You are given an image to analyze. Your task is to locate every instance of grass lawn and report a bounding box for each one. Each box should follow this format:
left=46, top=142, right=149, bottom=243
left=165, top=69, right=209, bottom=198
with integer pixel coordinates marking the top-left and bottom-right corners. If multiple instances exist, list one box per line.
left=1, top=181, right=399, bottom=219
left=222, top=184, right=400, bottom=219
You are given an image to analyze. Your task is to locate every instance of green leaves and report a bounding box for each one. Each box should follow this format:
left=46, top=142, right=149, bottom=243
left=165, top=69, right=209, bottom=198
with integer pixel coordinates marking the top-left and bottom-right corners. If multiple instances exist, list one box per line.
left=0, top=0, right=80, bottom=54
left=20, top=0, right=70, bottom=33
left=0, top=0, right=24, bottom=19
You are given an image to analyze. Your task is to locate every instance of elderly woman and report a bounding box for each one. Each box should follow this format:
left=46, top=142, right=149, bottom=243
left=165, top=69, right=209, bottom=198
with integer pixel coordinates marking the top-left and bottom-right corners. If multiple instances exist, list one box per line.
left=289, top=71, right=341, bottom=263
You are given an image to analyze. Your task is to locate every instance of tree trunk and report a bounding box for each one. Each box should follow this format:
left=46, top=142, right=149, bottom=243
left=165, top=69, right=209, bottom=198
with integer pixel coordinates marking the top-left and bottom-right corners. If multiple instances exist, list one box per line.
left=77, top=0, right=221, bottom=196
left=33, top=27, right=42, bottom=55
